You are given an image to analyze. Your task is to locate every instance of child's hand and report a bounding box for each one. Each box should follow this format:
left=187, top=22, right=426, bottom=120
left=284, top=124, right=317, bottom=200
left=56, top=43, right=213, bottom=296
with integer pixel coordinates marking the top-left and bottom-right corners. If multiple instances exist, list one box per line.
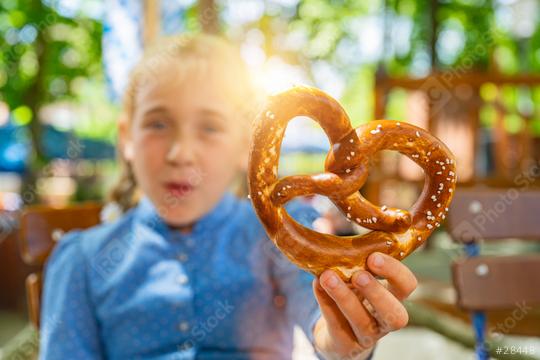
left=312, top=252, right=417, bottom=360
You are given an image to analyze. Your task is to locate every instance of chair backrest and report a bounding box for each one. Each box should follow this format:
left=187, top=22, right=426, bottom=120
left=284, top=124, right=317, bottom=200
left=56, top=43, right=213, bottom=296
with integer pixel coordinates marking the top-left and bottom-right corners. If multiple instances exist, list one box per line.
left=447, top=188, right=540, bottom=312
left=447, top=188, right=540, bottom=242
left=0, top=213, right=29, bottom=311
left=18, top=203, right=102, bottom=327
left=19, top=203, right=102, bottom=266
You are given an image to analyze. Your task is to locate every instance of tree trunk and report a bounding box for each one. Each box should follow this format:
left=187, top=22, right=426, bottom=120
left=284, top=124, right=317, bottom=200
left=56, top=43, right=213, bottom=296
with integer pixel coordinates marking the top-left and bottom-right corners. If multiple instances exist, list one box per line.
left=143, top=0, right=161, bottom=47
left=21, top=0, right=49, bottom=205
left=198, top=0, right=219, bottom=34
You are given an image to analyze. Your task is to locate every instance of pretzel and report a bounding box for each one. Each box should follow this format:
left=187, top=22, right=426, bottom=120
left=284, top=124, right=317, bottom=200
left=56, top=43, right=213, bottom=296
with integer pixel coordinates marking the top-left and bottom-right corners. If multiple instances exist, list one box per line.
left=248, top=86, right=456, bottom=281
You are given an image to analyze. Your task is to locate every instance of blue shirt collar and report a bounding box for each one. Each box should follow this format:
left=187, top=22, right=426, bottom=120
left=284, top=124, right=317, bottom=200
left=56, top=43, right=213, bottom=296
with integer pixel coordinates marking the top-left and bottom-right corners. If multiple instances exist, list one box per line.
left=135, top=192, right=238, bottom=237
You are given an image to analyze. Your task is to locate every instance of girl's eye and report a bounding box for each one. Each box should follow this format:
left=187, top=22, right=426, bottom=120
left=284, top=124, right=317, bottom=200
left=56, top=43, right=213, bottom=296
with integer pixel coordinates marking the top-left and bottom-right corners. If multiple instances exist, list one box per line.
left=203, top=125, right=219, bottom=133
left=146, top=119, right=168, bottom=130
left=200, top=122, right=223, bottom=134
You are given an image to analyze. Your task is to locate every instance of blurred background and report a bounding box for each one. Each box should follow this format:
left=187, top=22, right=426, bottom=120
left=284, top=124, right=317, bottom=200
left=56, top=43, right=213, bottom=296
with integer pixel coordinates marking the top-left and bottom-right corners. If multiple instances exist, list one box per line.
left=0, top=0, right=540, bottom=359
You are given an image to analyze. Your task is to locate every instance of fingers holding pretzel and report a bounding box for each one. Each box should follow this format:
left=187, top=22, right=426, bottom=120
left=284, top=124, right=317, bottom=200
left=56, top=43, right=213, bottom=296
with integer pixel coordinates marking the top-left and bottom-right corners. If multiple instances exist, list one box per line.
left=248, top=86, right=456, bottom=281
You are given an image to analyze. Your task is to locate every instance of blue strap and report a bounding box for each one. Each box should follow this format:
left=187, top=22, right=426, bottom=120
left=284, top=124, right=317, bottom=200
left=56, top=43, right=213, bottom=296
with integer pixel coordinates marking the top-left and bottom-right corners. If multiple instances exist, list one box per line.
left=464, top=243, right=489, bottom=360
left=464, top=242, right=480, bottom=257
left=472, top=311, right=489, bottom=360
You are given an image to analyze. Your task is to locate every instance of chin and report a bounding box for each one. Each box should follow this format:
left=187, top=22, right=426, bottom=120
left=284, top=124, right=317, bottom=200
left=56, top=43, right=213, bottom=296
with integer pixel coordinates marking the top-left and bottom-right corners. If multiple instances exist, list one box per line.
left=158, top=206, right=201, bottom=227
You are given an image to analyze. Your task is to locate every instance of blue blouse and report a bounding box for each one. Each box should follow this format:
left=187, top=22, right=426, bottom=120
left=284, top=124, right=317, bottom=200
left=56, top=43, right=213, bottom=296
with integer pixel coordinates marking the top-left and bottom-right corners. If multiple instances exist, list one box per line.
left=39, top=192, right=323, bottom=359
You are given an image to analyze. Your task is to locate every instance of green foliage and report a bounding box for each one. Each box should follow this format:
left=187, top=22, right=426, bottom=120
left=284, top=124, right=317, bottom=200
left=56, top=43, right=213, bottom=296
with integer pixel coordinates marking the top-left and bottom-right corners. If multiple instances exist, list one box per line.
left=339, top=66, right=376, bottom=126
left=271, top=0, right=536, bottom=75
left=0, top=0, right=103, bottom=110
left=0, top=0, right=113, bottom=204
left=270, top=0, right=539, bottom=133
left=0, top=0, right=116, bottom=146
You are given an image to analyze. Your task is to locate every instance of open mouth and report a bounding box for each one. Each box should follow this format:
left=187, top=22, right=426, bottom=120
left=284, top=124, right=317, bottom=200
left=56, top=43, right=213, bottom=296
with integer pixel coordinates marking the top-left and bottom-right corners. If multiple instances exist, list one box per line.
left=164, top=182, right=195, bottom=197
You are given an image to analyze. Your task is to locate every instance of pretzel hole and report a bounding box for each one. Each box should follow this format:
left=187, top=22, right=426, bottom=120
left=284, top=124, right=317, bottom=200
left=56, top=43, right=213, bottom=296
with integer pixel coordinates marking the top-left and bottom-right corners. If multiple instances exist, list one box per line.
left=279, top=116, right=330, bottom=176
left=277, top=116, right=335, bottom=234
left=308, top=197, right=357, bottom=236
left=377, top=150, right=426, bottom=211
left=285, top=195, right=319, bottom=231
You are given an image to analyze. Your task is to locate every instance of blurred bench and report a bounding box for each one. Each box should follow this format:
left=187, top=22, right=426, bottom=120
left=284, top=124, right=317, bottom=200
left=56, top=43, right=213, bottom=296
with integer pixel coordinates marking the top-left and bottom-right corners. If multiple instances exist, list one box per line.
left=448, top=188, right=540, bottom=316
left=446, top=187, right=540, bottom=357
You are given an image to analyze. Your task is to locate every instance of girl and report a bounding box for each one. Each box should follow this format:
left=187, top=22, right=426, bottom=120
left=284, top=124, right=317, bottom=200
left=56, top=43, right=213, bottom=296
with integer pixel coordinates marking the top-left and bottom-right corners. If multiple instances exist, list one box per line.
left=40, top=34, right=417, bottom=360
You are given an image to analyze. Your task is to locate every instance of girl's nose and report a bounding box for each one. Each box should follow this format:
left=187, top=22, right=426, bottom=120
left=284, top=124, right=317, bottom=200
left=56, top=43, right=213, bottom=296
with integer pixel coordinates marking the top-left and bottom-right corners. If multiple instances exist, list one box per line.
left=166, top=138, right=196, bottom=166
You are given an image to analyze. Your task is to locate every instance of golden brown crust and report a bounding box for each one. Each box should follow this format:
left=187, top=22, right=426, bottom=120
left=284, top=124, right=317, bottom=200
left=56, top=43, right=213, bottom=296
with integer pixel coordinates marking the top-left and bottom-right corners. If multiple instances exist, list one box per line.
left=248, top=86, right=456, bottom=281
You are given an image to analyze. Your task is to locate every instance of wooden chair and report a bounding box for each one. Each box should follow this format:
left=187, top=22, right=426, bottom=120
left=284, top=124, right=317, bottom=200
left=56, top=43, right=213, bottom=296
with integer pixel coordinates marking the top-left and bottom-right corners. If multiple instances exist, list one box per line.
left=17, top=203, right=102, bottom=328
left=447, top=188, right=540, bottom=357
left=0, top=211, right=29, bottom=312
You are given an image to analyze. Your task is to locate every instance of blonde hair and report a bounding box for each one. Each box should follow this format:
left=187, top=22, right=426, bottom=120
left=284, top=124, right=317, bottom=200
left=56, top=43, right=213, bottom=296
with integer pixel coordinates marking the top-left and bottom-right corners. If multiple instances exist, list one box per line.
left=109, top=34, right=259, bottom=211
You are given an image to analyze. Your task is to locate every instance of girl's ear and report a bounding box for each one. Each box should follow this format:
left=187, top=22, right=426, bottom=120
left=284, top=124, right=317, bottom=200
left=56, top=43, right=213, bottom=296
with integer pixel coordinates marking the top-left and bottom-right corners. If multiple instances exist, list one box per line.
left=118, top=114, right=134, bottom=161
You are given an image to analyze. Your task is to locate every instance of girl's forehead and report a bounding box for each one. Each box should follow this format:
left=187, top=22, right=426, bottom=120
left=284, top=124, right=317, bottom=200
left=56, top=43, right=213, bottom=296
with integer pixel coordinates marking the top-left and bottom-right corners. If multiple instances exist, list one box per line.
left=138, top=62, right=205, bottom=96
left=135, top=64, right=234, bottom=114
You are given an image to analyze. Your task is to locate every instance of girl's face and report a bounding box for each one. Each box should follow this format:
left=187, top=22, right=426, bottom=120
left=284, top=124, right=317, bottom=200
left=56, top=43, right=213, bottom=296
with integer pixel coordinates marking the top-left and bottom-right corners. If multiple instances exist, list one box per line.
left=120, top=62, right=249, bottom=230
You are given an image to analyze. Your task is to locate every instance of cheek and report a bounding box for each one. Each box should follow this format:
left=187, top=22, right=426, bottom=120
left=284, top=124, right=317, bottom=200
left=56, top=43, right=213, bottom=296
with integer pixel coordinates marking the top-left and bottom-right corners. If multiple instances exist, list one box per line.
left=202, top=140, right=244, bottom=172
left=133, top=134, right=169, bottom=167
